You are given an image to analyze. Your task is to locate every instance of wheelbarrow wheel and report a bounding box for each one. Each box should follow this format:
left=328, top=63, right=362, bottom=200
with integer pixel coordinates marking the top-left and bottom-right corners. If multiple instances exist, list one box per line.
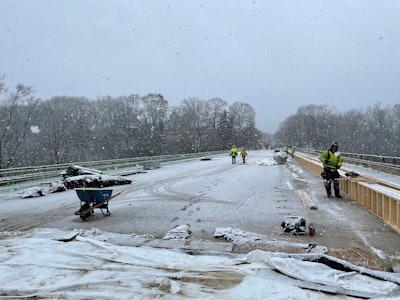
left=79, top=203, right=91, bottom=221
left=80, top=212, right=91, bottom=221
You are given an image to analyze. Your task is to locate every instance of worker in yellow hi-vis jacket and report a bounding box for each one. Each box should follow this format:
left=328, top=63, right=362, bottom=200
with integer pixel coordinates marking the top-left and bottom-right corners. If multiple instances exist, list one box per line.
left=319, top=141, right=343, bottom=198
left=229, top=145, right=238, bottom=164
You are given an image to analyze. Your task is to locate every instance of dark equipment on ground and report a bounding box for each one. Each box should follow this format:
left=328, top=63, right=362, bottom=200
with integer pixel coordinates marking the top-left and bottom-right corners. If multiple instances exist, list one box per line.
left=281, top=216, right=307, bottom=235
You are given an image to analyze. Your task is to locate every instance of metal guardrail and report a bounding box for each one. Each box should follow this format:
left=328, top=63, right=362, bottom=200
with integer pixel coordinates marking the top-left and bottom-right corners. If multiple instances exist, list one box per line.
left=0, top=151, right=226, bottom=186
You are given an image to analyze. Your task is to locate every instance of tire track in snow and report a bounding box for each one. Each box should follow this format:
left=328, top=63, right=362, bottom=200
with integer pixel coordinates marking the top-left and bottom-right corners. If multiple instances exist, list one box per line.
left=0, top=162, right=236, bottom=232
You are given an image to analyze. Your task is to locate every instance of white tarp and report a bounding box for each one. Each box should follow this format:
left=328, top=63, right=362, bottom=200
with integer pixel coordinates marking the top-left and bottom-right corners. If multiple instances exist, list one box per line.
left=0, top=228, right=399, bottom=299
left=246, top=250, right=398, bottom=295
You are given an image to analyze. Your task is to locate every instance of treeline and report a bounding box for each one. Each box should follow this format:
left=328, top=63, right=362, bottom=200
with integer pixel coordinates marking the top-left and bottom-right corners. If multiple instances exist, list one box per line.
left=0, top=77, right=263, bottom=168
left=274, top=103, right=400, bottom=156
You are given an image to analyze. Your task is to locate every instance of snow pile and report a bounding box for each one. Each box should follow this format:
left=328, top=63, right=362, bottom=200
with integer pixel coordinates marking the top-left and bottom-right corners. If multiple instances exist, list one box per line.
left=22, top=180, right=65, bottom=199
left=60, top=164, right=132, bottom=189
left=214, top=227, right=327, bottom=254
left=21, top=186, right=43, bottom=198
left=214, top=227, right=263, bottom=245
left=256, top=158, right=277, bottom=166
left=0, top=228, right=399, bottom=299
left=63, top=174, right=132, bottom=189
left=163, top=224, right=191, bottom=240
left=60, top=164, right=104, bottom=176
left=48, top=180, right=66, bottom=193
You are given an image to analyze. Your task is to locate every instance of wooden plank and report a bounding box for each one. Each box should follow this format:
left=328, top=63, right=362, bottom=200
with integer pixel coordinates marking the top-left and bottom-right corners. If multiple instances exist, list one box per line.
left=295, top=190, right=317, bottom=210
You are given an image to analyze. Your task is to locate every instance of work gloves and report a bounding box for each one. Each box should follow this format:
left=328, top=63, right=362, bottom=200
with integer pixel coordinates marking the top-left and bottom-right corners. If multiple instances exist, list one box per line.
left=325, top=159, right=340, bottom=170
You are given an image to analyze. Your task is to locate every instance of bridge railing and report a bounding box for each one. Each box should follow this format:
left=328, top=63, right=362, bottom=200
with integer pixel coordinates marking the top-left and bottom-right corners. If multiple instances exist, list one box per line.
left=297, top=148, right=400, bottom=175
left=294, top=152, right=400, bottom=235
left=0, top=151, right=226, bottom=186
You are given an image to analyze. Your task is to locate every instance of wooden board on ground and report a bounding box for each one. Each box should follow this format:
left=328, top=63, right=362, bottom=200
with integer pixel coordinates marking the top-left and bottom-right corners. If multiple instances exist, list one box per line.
left=296, top=189, right=317, bottom=210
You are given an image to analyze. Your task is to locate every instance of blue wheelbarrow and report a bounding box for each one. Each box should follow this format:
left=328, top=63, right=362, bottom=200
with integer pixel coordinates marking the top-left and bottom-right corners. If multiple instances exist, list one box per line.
left=74, top=188, right=123, bottom=221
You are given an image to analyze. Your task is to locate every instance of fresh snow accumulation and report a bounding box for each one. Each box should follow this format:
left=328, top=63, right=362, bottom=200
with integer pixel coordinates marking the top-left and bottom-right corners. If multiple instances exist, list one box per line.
left=1, top=150, right=400, bottom=299
left=1, top=228, right=400, bottom=299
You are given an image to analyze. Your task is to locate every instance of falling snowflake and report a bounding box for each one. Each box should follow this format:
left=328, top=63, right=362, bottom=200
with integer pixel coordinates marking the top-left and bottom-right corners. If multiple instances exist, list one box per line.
left=30, top=125, right=40, bottom=133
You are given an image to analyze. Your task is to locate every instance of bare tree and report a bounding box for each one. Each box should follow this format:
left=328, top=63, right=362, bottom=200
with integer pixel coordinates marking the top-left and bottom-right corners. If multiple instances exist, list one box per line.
left=228, top=102, right=257, bottom=147
left=363, top=103, right=393, bottom=155
left=95, top=95, right=141, bottom=158
left=0, top=78, right=38, bottom=168
left=179, top=98, right=208, bottom=152
left=206, top=97, right=228, bottom=128
left=140, top=93, right=168, bottom=155
left=165, top=107, right=189, bottom=153
left=295, top=104, right=334, bottom=149
left=31, top=97, right=93, bottom=164
left=391, top=104, right=400, bottom=156
left=0, top=77, right=267, bottom=166
left=216, top=109, right=235, bottom=149
left=337, top=109, right=367, bottom=153
left=204, top=98, right=228, bottom=150
left=273, top=104, right=336, bottom=149
left=274, top=115, right=299, bottom=147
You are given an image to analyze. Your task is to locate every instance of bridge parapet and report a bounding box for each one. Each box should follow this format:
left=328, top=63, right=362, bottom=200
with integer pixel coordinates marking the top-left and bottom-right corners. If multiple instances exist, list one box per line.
left=294, top=153, right=400, bottom=234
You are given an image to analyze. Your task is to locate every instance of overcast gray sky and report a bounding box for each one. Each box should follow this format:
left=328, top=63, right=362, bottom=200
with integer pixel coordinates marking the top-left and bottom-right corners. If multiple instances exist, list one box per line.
left=1, top=0, right=399, bottom=133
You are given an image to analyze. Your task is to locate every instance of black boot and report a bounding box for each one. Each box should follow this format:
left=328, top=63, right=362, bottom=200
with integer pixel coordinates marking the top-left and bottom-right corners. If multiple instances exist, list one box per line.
left=333, top=180, right=342, bottom=198
left=324, top=180, right=332, bottom=197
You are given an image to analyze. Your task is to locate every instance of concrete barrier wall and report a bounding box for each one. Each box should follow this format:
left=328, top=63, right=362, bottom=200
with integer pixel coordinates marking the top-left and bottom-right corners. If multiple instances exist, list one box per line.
left=143, top=160, right=161, bottom=170
left=294, top=154, right=400, bottom=234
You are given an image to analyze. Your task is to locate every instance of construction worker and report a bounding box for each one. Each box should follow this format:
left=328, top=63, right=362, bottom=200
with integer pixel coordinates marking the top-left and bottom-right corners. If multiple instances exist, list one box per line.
left=229, top=145, right=238, bottom=164
left=319, top=141, right=343, bottom=198
left=291, top=146, right=296, bottom=158
left=240, top=148, right=247, bottom=163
